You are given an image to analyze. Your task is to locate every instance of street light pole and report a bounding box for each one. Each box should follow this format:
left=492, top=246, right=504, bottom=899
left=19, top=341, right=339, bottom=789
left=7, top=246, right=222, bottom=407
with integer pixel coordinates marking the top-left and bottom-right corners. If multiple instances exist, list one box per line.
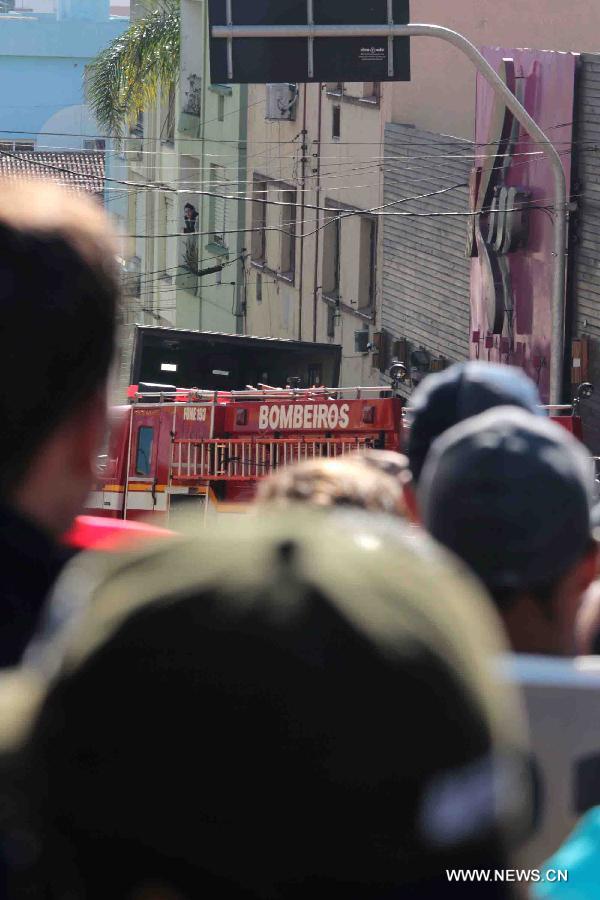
left=212, top=22, right=568, bottom=404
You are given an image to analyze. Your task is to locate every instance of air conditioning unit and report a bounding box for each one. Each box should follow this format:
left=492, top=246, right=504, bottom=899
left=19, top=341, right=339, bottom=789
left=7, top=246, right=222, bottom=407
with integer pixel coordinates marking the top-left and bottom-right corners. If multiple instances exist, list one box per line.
left=265, top=83, right=298, bottom=121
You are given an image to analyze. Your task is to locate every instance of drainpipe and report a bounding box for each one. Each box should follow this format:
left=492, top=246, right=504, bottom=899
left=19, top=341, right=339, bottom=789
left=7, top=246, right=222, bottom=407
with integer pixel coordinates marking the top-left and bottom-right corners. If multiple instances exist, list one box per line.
left=235, top=83, right=248, bottom=334
left=312, top=83, right=323, bottom=343
left=297, top=85, right=308, bottom=340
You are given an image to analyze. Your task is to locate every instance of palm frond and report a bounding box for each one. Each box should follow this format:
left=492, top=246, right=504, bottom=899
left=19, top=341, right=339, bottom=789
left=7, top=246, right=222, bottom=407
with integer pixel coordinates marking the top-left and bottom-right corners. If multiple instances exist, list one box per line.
left=87, top=0, right=180, bottom=137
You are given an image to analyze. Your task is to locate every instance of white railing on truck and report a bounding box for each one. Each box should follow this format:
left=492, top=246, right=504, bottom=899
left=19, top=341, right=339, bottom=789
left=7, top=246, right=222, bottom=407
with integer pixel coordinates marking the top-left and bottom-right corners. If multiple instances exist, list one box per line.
left=132, top=386, right=398, bottom=403
left=171, top=436, right=376, bottom=481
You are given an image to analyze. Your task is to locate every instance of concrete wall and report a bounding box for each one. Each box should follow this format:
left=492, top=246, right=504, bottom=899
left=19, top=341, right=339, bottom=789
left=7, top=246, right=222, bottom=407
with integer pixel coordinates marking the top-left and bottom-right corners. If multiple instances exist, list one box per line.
left=245, top=81, right=392, bottom=386
left=392, top=0, right=600, bottom=139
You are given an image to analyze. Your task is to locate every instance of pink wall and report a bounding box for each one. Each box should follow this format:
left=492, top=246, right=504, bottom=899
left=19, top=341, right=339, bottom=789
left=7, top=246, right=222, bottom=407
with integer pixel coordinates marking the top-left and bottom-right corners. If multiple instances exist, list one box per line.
left=469, top=49, right=576, bottom=402
left=390, top=0, right=600, bottom=139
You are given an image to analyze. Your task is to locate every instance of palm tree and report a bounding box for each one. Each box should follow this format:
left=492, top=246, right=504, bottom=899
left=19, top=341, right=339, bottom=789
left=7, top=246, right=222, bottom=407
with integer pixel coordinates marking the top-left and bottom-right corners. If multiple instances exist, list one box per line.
left=87, top=0, right=180, bottom=137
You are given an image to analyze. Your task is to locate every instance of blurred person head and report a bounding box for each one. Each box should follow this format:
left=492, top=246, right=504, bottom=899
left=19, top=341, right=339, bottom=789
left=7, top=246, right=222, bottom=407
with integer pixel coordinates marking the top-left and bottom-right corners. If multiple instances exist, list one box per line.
left=256, top=454, right=406, bottom=517
left=419, top=407, right=598, bottom=656
left=0, top=182, right=119, bottom=536
left=404, top=362, right=542, bottom=522
left=357, top=448, right=409, bottom=480
left=2, top=513, right=533, bottom=898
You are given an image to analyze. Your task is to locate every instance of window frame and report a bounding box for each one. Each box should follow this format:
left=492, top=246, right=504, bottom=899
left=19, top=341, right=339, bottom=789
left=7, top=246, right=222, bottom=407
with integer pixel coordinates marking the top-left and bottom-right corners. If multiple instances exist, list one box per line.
left=322, top=213, right=341, bottom=301
left=251, top=175, right=267, bottom=265
left=135, top=426, right=154, bottom=477
left=250, top=173, right=297, bottom=284
left=161, top=83, right=176, bottom=145
left=322, top=198, right=377, bottom=320
left=332, top=104, right=341, bottom=141
left=325, top=82, right=381, bottom=107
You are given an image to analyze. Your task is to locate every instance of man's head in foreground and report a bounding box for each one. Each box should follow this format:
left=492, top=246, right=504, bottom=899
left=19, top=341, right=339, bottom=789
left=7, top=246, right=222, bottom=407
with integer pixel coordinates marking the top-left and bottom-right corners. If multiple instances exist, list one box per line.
left=3, top=513, right=531, bottom=898
left=419, top=407, right=598, bottom=656
left=404, top=362, right=542, bottom=520
left=0, top=182, right=119, bottom=536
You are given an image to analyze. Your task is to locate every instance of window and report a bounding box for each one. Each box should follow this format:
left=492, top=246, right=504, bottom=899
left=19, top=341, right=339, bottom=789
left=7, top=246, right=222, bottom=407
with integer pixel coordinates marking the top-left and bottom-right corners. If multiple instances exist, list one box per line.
left=344, top=82, right=381, bottom=102
left=218, top=94, right=225, bottom=122
left=326, top=82, right=380, bottom=104
left=332, top=104, right=341, bottom=140
left=161, top=83, right=176, bottom=144
left=357, top=217, right=376, bottom=309
left=183, top=201, right=199, bottom=235
left=280, top=188, right=296, bottom=276
left=209, top=164, right=228, bottom=247
left=308, top=364, right=322, bottom=386
left=251, top=178, right=267, bottom=263
left=130, top=111, right=144, bottom=138
left=126, top=189, right=137, bottom=259
left=83, top=139, right=106, bottom=151
left=252, top=176, right=296, bottom=281
left=135, top=426, right=154, bottom=476
left=322, top=214, right=341, bottom=298
left=183, top=74, right=202, bottom=117
left=322, top=202, right=376, bottom=312
left=256, top=272, right=262, bottom=303
left=157, top=195, right=168, bottom=275
left=327, top=305, right=336, bottom=338
left=0, top=140, right=34, bottom=152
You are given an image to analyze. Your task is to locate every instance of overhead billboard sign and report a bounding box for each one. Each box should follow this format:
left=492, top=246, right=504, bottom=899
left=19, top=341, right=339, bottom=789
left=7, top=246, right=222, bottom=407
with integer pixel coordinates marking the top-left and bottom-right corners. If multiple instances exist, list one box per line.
left=208, top=0, right=410, bottom=84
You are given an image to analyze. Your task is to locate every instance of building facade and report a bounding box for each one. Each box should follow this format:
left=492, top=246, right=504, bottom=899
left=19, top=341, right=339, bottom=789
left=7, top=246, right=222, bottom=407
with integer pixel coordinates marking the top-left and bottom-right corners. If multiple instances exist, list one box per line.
left=244, top=80, right=391, bottom=387
left=113, top=1, right=600, bottom=407
left=0, top=0, right=128, bottom=151
left=112, top=0, right=247, bottom=392
left=243, top=1, right=600, bottom=391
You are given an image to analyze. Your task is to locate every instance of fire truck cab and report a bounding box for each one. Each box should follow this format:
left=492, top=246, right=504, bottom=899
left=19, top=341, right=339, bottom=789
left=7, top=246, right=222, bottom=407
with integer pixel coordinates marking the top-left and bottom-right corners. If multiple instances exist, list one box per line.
left=87, top=385, right=404, bottom=523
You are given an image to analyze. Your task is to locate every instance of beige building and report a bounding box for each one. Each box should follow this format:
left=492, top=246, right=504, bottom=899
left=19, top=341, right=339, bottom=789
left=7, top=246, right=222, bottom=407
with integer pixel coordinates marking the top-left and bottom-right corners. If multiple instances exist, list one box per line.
left=243, top=0, right=600, bottom=387
left=245, top=80, right=392, bottom=387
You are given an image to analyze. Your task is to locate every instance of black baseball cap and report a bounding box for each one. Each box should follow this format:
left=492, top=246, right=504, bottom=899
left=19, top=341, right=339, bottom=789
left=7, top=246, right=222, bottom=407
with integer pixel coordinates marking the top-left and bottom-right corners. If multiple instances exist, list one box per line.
left=419, top=407, right=595, bottom=593
left=407, top=362, right=543, bottom=482
left=1, top=512, right=531, bottom=898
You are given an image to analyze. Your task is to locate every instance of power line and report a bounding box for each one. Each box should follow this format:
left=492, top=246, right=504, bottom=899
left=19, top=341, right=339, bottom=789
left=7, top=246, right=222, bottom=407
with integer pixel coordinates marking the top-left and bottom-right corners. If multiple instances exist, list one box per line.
left=1, top=138, right=589, bottom=199
left=0, top=118, right=584, bottom=146
left=125, top=255, right=242, bottom=294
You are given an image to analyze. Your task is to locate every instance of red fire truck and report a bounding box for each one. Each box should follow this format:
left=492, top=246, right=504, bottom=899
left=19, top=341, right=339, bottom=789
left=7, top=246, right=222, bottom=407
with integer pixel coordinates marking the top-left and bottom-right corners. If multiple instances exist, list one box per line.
left=86, top=382, right=590, bottom=524
left=87, top=384, right=404, bottom=523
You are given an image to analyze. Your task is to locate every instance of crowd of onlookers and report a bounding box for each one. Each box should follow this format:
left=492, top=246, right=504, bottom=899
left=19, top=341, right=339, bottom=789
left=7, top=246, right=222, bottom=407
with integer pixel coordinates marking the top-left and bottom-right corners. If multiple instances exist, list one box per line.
left=2, top=181, right=600, bottom=896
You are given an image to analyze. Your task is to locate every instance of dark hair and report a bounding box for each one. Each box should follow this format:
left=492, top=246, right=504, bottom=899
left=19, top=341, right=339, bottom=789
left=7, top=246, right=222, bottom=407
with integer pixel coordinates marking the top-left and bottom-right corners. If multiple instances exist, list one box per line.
left=256, top=457, right=405, bottom=516
left=490, top=581, right=559, bottom=613
left=0, top=182, right=119, bottom=496
left=490, top=539, right=597, bottom=613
